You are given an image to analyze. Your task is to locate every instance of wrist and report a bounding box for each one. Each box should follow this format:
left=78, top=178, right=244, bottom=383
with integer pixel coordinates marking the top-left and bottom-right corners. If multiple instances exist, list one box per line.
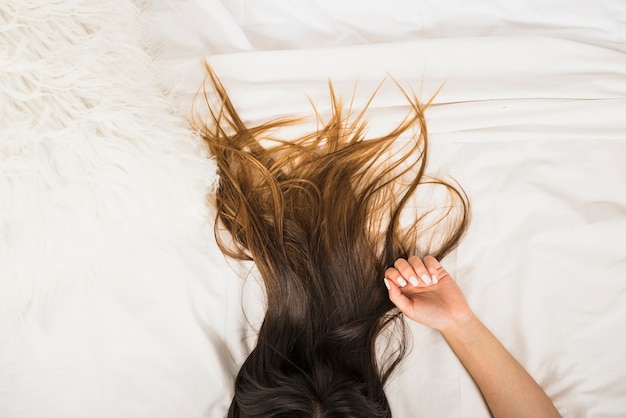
left=438, top=309, right=479, bottom=338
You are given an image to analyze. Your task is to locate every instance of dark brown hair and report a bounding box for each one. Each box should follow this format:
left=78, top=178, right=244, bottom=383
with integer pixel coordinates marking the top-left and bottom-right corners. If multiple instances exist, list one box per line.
left=195, top=65, right=470, bottom=417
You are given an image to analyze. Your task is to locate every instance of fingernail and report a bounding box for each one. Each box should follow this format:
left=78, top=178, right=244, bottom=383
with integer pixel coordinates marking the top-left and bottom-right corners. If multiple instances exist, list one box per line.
left=383, top=278, right=390, bottom=290
left=398, top=277, right=408, bottom=287
left=409, top=276, right=419, bottom=286
left=431, top=275, right=438, bottom=284
left=421, top=274, right=432, bottom=285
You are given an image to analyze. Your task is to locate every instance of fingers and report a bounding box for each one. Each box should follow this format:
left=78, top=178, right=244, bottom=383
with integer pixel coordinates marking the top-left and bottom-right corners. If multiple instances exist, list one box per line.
left=385, top=265, right=410, bottom=288
left=407, top=255, right=437, bottom=285
left=385, top=256, right=439, bottom=289
left=423, top=255, right=451, bottom=283
left=383, top=255, right=447, bottom=318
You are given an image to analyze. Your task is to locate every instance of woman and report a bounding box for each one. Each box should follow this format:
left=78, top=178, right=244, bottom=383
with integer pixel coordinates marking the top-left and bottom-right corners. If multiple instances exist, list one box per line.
left=196, top=66, right=561, bottom=417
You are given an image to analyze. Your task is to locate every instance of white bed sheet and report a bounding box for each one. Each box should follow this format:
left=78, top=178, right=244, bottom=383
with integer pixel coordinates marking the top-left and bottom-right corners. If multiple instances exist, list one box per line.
left=149, top=0, right=626, bottom=56
left=2, top=1, right=626, bottom=418
left=191, top=37, right=626, bottom=417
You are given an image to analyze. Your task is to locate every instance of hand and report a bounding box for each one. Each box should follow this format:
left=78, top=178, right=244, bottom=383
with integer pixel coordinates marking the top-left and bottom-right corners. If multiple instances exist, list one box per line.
left=386, top=256, right=562, bottom=418
left=384, top=255, right=474, bottom=332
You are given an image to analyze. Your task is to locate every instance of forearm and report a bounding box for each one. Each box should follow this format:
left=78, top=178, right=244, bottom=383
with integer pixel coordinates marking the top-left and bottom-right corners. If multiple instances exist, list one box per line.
left=384, top=256, right=561, bottom=416
left=441, top=315, right=561, bottom=418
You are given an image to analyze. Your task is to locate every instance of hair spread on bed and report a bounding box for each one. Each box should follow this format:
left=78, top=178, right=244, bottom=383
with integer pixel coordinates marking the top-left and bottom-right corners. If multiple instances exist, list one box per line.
left=195, top=64, right=470, bottom=418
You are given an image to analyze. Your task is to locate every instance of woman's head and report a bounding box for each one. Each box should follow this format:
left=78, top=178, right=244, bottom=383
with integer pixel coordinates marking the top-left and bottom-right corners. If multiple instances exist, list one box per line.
left=230, top=349, right=393, bottom=417
left=195, top=65, right=469, bottom=417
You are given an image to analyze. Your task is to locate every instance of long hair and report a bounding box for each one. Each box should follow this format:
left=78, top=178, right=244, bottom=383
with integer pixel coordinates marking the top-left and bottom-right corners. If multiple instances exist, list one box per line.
left=194, top=65, right=470, bottom=417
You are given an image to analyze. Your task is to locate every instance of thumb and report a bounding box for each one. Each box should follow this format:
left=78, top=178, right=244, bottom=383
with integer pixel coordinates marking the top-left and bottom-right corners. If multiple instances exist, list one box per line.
left=385, top=277, right=414, bottom=316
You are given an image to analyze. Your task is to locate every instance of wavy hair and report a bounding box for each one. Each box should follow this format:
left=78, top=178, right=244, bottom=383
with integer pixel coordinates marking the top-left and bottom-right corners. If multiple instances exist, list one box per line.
left=194, top=65, right=470, bottom=417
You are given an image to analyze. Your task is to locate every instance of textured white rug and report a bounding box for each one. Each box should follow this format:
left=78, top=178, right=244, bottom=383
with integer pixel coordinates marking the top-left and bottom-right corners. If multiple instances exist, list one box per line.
left=0, top=1, right=227, bottom=416
left=1, top=0, right=217, bottom=310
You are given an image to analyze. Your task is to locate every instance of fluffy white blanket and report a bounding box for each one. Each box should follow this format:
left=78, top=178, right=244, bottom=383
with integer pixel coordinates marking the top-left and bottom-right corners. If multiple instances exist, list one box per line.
left=0, top=1, right=227, bottom=416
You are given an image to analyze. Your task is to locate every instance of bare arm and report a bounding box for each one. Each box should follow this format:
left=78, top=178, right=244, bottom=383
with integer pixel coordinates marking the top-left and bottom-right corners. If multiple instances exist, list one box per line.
left=384, top=255, right=561, bottom=418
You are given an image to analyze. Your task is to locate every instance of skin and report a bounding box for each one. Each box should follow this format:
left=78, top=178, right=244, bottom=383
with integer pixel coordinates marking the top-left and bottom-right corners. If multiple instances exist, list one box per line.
left=384, top=255, right=562, bottom=418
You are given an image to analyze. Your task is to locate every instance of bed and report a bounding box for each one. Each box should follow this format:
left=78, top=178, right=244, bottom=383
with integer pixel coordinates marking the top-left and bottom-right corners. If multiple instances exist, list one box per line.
left=1, top=1, right=625, bottom=417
